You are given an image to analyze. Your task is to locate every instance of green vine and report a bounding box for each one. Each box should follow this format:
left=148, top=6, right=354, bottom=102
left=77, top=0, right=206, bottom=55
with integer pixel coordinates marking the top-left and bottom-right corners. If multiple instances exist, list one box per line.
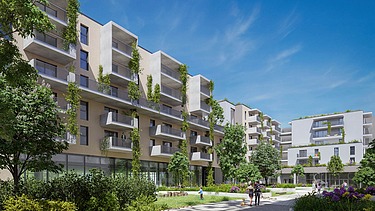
left=146, top=75, right=153, bottom=100
left=178, top=64, right=188, bottom=104
left=65, top=66, right=81, bottom=136
left=280, top=145, right=283, bottom=158
left=269, top=118, right=273, bottom=144
left=259, top=112, right=264, bottom=130
left=182, top=111, right=189, bottom=132
left=62, top=0, right=79, bottom=50
left=153, top=84, right=160, bottom=103
left=206, top=80, right=215, bottom=186
left=100, top=137, right=110, bottom=156
left=131, top=111, right=141, bottom=177
left=128, top=81, right=140, bottom=101
left=98, top=65, right=110, bottom=94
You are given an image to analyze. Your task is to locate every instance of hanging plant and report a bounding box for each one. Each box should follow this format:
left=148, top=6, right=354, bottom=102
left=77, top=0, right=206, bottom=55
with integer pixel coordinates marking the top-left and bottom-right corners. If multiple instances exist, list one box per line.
left=146, top=75, right=153, bottom=100
left=128, top=42, right=141, bottom=75
left=65, top=65, right=81, bottom=136
left=62, top=0, right=79, bottom=50
left=153, top=83, right=160, bottom=103
left=128, top=81, right=141, bottom=101
left=178, top=64, right=188, bottom=104
left=100, top=137, right=110, bottom=156
left=98, top=65, right=110, bottom=94
left=131, top=111, right=141, bottom=177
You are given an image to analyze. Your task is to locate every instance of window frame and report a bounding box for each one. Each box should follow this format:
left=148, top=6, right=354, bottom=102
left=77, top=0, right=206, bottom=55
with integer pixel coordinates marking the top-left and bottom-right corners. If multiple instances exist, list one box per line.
left=80, top=50, right=89, bottom=70
left=80, top=24, right=88, bottom=45
left=80, top=126, right=88, bottom=145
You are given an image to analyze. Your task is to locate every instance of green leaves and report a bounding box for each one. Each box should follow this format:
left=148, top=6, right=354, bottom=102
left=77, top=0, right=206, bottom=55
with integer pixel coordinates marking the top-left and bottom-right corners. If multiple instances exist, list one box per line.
left=291, top=164, right=305, bottom=183
left=131, top=127, right=141, bottom=177
left=128, top=42, right=141, bottom=75
left=65, top=80, right=81, bottom=136
left=62, top=0, right=80, bottom=49
left=128, top=81, right=141, bottom=101
left=178, top=64, right=188, bottom=105
left=327, top=155, right=344, bottom=177
left=354, top=139, right=375, bottom=186
left=168, top=152, right=189, bottom=185
left=250, top=141, right=281, bottom=181
left=236, top=162, right=262, bottom=183
left=215, top=124, right=246, bottom=180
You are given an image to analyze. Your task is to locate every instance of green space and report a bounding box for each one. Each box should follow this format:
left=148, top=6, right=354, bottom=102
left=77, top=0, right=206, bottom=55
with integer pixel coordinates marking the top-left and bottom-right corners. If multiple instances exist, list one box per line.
left=155, top=195, right=239, bottom=209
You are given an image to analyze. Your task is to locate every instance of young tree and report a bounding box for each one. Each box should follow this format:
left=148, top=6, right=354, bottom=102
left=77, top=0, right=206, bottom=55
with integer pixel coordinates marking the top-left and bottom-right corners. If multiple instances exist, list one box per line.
left=236, top=162, right=262, bottom=183
left=291, top=164, right=305, bottom=184
left=0, top=78, right=68, bottom=193
left=327, top=155, right=344, bottom=187
left=250, top=141, right=281, bottom=185
left=215, top=124, right=246, bottom=181
left=354, top=139, right=375, bottom=186
left=168, top=152, right=189, bottom=186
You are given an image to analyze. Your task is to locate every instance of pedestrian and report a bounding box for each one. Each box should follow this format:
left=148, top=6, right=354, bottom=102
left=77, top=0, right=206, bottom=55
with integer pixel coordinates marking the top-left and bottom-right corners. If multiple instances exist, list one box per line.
left=342, top=181, right=348, bottom=189
left=199, top=186, right=203, bottom=200
left=317, top=182, right=322, bottom=193
left=312, top=182, right=316, bottom=193
left=254, top=181, right=262, bottom=206
left=246, top=181, right=254, bottom=206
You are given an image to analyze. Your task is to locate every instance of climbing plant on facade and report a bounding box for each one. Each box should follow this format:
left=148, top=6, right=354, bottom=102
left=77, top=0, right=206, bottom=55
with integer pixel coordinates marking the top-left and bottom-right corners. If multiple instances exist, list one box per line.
left=178, top=64, right=188, bottom=104
left=153, top=83, right=160, bottom=104
left=62, top=0, right=79, bottom=50
left=65, top=65, right=81, bottom=136
left=131, top=111, right=141, bottom=177
left=98, top=65, right=110, bottom=94
left=146, top=75, right=153, bottom=100
left=128, top=42, right=141, bottom=101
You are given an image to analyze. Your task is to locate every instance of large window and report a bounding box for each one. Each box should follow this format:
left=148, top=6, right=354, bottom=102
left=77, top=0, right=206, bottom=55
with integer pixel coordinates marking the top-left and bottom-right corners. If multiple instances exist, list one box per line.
left=80, top=101, right=88, bottom=120
left=80, top=126, right=88, bottom=145
left=35, top=59, right=57, bottom=77
left=80, top=25, right=88, bottom=45
left=334, top=147, right=339, bottom=156
left=350, top=146, right=355, bottom=155
left=80, top=50, right=89, bottom=70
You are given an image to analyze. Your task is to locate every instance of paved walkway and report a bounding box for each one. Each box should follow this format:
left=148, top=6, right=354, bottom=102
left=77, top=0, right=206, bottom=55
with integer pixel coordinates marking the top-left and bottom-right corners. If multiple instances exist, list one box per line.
left=165, top=192, right=304, bottom=211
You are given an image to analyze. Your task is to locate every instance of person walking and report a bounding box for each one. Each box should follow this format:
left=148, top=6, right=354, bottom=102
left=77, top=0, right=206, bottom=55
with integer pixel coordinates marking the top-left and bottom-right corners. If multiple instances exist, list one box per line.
left=254, top=181, right=262, bottom=206
left=246, top=181, right=254, bottom=206
left=317, top=182, right=322, bottom=193
left=199, top=186, right=204, bottom=200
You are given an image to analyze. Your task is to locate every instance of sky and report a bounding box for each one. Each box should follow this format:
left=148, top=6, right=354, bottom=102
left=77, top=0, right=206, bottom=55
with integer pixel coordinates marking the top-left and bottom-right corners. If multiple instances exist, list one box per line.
left=80, top=0, right=375, bottom=127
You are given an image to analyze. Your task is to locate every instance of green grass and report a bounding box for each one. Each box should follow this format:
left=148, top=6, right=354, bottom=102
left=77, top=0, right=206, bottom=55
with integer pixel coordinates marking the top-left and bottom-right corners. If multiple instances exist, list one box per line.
left=271, top=191, right=295, bottom=197
left=154, top=195, right=240, bottom=209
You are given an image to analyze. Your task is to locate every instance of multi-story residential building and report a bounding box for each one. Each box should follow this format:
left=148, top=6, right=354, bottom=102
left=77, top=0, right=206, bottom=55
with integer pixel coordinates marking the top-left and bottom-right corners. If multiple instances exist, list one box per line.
left=280, top=110, right=373, bottom=185
left=218, top=100, right=282, bottom=161
left=6, top=1, right=225, bottom=186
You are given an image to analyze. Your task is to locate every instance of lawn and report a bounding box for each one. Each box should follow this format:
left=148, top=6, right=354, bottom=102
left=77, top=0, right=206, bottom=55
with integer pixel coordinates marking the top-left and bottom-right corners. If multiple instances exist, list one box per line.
left=271, top=191, right=295, bottom=197
left=154, top=195, right=240, bottom=209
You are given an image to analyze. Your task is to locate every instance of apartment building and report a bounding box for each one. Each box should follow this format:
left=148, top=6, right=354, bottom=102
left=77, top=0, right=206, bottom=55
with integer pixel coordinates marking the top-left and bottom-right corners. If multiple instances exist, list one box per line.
left=9, top=0, right=225, bottom=186
left=218, top=100, right=282, bottom=161
left=280, top=110, right=373, bottom=185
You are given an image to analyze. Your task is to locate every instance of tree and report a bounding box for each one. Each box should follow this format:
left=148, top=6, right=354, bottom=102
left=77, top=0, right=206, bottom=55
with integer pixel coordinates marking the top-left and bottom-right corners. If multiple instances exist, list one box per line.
left=0, top=78, right=68, bottom=193
left=236, top=162, right=262, bottom=183
left=308, top=155, right=313, bottom=167
left=215, top=124, right=246, bottom=181
left=354, top=139, right=375, bottom=186
left=327, top=155, right=344, bottom=187
left=291, top=164, right=305, bottom=184
left=168, top=152, right=189, bottom=186
left=250, top=141, right=281, bottom=185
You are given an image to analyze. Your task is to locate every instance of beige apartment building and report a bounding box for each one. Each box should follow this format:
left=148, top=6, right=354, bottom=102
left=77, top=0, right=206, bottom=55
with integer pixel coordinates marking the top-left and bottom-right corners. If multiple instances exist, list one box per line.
left=9, top=1, right=225, bottom=186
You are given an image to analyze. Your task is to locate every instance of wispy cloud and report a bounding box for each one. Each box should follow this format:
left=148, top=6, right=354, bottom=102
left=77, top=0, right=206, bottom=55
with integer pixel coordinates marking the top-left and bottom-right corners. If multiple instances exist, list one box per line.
left=329, top=80, right=347, bottom=89
left=278, top=7, right=299, bottom=39
left=271, top=45, right=301, bottom=62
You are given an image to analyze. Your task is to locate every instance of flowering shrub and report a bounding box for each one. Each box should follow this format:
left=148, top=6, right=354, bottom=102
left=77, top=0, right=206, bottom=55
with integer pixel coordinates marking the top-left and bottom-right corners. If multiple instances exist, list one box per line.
left=322, top=187, right=365, bottom=202
left=230, top=186, right=240, bottom=193
left=365, top=186, right=375, bottom=195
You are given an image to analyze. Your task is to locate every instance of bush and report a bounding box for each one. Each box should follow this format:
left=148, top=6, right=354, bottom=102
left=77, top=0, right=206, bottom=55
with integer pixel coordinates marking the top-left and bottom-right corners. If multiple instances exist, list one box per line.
left=230, top=186, right=240, bottom=193
left=87, top=192, right=119, bottom=211
left=0, top=180, right=13, bottom=210
left=276, top=183, right=296, bottom=188
left=366, top=186, right=375, bottom=195
left=125, top=195, right=167, bottom=211
left=3, top=194, right=77, bottom=211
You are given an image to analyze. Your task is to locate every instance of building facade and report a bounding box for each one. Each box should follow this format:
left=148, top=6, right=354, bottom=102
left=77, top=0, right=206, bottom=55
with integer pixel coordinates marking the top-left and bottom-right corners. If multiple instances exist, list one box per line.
left=8, top=1, right=225, bottom=186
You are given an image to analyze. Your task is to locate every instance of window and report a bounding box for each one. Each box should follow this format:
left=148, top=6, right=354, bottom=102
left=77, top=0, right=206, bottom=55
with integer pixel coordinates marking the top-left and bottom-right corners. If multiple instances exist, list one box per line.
left=334, top=147, right=339, bottom=156
left=80, top=25, right=88, bottom=45
left=149, top=139, right=155, bottom=147
left=191, top=147, right=198, bottom=153
left=104, top=130, right=118, bottom=138
left=245, top=123, right=247, bottom=128
left=249, top=146, right=253, bottom=151
left=245, top=111, right=247, bottom=119
left=299, top=150, right=307, bottom=157
left=110, top=86, right=118, bottom=97
left=35, top=59, right=57, bottom=77
left=248, top=134, right=251, bottom=140
left=191, top=131, right=197, bottom=137
left=314, top=149, right=319, bottom=156
left=150, top=119, right=155, bottom=127
left=80, top=126, right=88, bottom=145
left=80, top=101, right=88, bottom=120
left=80, top=75, right=89, bottom=87
left=80, top=50, right=89, bottom=70
left=104, top=107, right=118, bottom=121
left=163, top=141, right=172, bottom=148
left=350, top=157, right=355, bottom=164
left=350, top=146, right=355, bottom=155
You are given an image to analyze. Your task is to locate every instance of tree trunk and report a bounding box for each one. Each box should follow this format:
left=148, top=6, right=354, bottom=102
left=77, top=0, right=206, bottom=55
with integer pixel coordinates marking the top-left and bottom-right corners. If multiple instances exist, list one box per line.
left=12, top=166, right=19, bottom=195
left=265, top=177, right=268, bottom=186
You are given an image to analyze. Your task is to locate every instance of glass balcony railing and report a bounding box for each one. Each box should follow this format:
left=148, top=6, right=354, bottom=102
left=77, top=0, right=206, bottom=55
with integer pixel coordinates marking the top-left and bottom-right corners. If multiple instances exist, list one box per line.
left=200, top=85, right=210, bottom=96
left=161, top=64, right=180, bottom=81
left=112, top=39, right=132, bottom=57
left=161, top=85, right=181, bottom=100
left=35, top=2, right=67, bottom=23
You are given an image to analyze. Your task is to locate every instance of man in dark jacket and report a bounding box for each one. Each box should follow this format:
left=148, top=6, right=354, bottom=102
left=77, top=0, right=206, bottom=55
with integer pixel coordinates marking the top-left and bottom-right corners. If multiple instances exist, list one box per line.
left=254, top=181, right=262, bottom=206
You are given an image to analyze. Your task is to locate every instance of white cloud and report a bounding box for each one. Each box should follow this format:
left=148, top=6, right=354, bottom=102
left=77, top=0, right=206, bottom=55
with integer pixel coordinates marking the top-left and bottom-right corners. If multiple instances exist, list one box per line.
left=278, top=8, right=299, bottom=40
left=271, top=45, right=301, bottom=62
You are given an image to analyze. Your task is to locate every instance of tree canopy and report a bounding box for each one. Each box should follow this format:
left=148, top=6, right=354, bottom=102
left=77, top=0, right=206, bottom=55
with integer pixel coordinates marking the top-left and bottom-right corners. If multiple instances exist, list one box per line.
left=215, top=124, right=246, bottom=181
left=236, top=162, right=262, bottom=183
left=291, top=164, right=305, bottom=183
left=167, top=152, right=189, bottom=186
left=250, top=141, right=281, bottom=184
left=354, top=139, right=375, bottom=186
left=327, top=155, right=344, bottom=177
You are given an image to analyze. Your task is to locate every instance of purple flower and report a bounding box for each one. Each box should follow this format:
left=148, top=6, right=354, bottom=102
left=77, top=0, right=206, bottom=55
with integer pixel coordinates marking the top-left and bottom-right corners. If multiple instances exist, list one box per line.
left=230, top=186, right=240, bottom=193
left=334, top=188, right=342, bottom=196
left=332, top=195, right=340, bottom=202
left=348, top=186, right=355, bottom=193
left=366, top=186, right=375, bottom=195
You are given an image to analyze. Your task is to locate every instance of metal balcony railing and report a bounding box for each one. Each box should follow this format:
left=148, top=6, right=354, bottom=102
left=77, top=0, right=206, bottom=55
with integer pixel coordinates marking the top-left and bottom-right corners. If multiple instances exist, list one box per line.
left=160, top=104, right=182, bottom=118
left=35, top=31, right=69, bottom=53
left=161, top=64, right=180, bottom=81
left=200, top=101, right=210, bottom=112
left=112, top=39, right=132, bottom=57
left=199, top=152, right=211, bottom=160
left=160, top=145, right=180, bottom=154
left=160, top=125, right=184, bottom=138
left=100, top=112, right=134, bottom=126
left=34, top=60, right=69, bottom=81
left=112, top=63, right=133, bottom=80
left=35, top=2, right=67, bottom=23
left=108, top=137, right=132, bottom=149
left=161, top=85, right=181, bottom=100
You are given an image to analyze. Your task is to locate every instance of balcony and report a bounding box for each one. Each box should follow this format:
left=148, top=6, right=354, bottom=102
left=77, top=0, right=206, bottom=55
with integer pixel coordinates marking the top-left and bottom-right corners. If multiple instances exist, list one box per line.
left=200, top=101, right=211, bottom=113
left=364, top=128, right=372, bottom=137
left=200, top=85, right=210, bottom=97
left=272, top=125, right=281, bottom=133
left=161, top=64, right=181, bottom=85
left=100, top=112, right=134, bottom=130
left=112, top=39, right=132, bottom=62
left=35, top=1, right=67, bottom=27
left=110, top=63, right=134, bottom=85
left=160, top=104, right=182, bottom=118
left=272, top=135, right=280, bottom=142
left=191, top=152, right=212, bottom=162
left=248, top=139, right=260, bottom=145
left=297, top=153, right=319, bottom=159
left=24, top=31, right=76, bottom=65
left=31, top=59, right=70, bottom=90
left=188, top=116, right=210, bottom=128
left=101, top=137, right=132, bottom=153
left=313, top=119, right=344, bottom=129
left=149, top=125, right=185, bottom=141
left=55, top=132, right=76, bottom=144
left=150, top=145, right=180, bottom=157
left=249, top=116, right=261, bottom=123
left=190, top=135, right=212, bottom=147
left=160, top=85, right=182, bottom=106
left=248, top=127, right=261, bottom=134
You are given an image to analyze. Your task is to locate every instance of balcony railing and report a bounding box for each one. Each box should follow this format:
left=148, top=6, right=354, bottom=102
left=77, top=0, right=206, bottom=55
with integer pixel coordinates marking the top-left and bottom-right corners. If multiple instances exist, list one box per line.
left=161, top=64, right=180, bottom=81
left=35, top=2, right=67, bottom=23
left=100, top=112, right=134, bottom=127
left=160, top=125, right=184, bottom=138
left=161, top=85, right=181, bottom=100
left=200, top=101, right=210, bottom=112
left=188, top=116, right=210, bottom=128
left=190, top=136, right=211, bottom=145
left=160, top=104, right=182, bottom=118
left=112, top=39, right=132, bottom=57
left=35, top=31, right=69, bottom=53
left=364, top=118, right=372, bottom=124
left=364, top=129, right=371, bottom=135
left=199, top=152, right=211, bottom=160
left=200, top=85, right=210, bottom=96
left=107, top=137, right=132, bottom=149
left=112, top=63, right=133, bottom=80
left=313, top=119, right=344, bottom=128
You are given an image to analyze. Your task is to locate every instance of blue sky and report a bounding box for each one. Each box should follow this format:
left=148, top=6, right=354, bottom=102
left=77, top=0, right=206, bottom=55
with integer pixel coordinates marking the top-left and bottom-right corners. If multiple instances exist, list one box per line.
left=81, top=0, right=375, bottom=127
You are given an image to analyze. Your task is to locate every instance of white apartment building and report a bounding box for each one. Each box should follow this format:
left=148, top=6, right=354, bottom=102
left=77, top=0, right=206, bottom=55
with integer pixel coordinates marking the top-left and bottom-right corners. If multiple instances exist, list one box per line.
left=218, top=100, right=282, bottom=161
left=280, top=110, right=373, bottom=185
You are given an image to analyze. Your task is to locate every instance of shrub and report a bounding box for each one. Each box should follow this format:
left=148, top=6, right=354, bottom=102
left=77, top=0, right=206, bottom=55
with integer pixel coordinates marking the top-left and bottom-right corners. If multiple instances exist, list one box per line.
left=0, top=180, right=13, bottom=210
left=4, top=194, right=77, bottom=211
left=230, top=186, right=240, bottom=193
left=125, top=195, right=166, bottom=211
left=276, top=183, right=296, bottom=188
left=87, top=192, right=119, bottom=211
left=19, top=177, right=49, bottom=199
left=366, top=186, right=375, bottom=195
